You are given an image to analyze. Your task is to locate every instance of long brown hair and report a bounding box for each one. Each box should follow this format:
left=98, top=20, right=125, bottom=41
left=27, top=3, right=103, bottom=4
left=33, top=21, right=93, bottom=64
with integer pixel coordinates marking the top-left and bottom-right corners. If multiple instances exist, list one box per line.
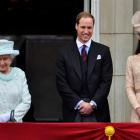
left=135, top=40, right=140, bottom=54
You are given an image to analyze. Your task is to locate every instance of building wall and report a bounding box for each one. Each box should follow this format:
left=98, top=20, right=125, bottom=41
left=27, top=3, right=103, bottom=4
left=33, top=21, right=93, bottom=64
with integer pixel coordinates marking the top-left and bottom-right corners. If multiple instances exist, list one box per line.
left=92, top=0, right=134, bottom=122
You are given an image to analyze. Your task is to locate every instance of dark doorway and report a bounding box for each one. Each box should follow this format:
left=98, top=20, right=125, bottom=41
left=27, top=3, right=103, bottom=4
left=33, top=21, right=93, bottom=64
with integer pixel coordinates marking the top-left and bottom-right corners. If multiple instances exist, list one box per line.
left=0, top=0, right=84, bottom=35
left=21, top=35, right=74, bottom=122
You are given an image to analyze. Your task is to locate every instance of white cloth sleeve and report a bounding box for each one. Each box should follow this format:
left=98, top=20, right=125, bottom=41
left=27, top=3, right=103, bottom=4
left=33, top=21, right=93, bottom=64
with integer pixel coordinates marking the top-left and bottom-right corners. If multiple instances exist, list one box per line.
left=14, top=71, right=31, bottom=122
left=0, top=112, right=10, bottom=122
left=74, top=100, right=84, bottom=110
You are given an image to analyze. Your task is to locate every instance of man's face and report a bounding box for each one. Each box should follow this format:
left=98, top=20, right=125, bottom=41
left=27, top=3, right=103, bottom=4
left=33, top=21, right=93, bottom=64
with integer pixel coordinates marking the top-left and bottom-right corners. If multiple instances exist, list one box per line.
left=75, top=17, right=94, bottom=44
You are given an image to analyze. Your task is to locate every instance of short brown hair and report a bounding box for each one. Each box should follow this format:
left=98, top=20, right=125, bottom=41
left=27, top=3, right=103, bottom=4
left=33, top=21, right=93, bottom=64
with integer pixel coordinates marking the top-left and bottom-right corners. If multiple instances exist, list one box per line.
left=76, top=11, right=95, bottom=25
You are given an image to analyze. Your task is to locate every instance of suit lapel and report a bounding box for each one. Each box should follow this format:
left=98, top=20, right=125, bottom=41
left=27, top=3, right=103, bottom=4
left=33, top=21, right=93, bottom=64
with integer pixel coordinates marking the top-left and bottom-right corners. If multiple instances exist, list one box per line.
left=71, top=43, right=82, bottom=79
left=87, top=41, right=99, bottom=79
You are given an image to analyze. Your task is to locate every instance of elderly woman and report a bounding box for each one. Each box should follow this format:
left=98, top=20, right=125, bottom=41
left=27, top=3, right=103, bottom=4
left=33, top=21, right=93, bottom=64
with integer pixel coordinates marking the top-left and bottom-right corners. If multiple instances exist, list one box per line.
left=125, top=11, right=140, bottom=122
left=0, top=39, right=31, bottom=122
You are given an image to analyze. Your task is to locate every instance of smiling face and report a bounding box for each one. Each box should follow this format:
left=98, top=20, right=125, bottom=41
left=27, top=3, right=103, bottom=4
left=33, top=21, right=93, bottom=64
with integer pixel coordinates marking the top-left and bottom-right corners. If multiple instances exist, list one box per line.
left=0, top=55, right=13, bottom=74
left=75, top=17, right=94, bottom=44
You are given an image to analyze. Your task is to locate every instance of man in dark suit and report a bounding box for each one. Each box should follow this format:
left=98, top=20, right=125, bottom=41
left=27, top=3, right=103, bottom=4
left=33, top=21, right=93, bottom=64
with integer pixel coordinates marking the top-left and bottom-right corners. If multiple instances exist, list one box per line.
left=56, top=11, right=113, bottom=122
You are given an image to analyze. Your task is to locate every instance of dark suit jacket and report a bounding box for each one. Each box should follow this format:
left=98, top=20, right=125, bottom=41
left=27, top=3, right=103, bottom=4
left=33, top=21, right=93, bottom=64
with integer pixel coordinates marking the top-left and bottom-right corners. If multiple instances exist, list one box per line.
left=56, top=40, right=113, bottom=122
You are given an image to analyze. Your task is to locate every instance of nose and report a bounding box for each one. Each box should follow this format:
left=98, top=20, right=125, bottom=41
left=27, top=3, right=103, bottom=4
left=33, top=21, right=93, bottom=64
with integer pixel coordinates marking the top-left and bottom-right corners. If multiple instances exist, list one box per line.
left=0, top=59, right=5, bottom=65
left=84, top=28, right=89, bottom=34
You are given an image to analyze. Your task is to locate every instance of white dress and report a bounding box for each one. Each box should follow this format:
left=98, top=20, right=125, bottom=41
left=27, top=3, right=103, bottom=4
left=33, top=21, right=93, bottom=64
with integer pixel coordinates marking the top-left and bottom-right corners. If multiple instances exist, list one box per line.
left=0, top=67, right=31, bottom=122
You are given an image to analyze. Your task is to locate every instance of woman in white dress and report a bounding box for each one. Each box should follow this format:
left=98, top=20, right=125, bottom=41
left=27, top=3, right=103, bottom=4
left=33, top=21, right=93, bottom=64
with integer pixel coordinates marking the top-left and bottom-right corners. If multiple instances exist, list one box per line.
left=0, top=39, right=31, bottom=122
left=125, top=11, right=140, bottom=122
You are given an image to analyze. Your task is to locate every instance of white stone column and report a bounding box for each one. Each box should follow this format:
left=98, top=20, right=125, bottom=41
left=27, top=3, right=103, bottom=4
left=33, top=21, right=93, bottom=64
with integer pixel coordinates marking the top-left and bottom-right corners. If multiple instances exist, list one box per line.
left=91, top=0, right=100, bottom=42
left=84, top=0, right=90, bottom=12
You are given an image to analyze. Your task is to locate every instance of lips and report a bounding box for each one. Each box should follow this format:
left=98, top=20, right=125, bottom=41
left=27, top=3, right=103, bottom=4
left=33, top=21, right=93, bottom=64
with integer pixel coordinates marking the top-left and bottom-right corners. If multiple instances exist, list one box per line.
left=0, top=65, right=7, bottom=69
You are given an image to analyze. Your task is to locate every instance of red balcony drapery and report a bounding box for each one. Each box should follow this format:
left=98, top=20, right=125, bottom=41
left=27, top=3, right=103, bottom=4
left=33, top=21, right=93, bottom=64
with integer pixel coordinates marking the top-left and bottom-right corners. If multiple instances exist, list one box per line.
left=0, top=122, right=140, bottom=140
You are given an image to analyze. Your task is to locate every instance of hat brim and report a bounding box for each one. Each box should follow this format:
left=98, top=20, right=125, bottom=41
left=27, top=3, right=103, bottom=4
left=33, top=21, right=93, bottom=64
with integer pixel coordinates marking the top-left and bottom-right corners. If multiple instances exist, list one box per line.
left=0, top=50, right=19, bottom=56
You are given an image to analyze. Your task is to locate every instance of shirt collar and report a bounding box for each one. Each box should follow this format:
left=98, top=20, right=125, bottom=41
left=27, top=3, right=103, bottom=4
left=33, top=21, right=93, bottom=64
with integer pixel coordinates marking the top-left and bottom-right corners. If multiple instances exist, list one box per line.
left=76, top=38, right=91, bottom=49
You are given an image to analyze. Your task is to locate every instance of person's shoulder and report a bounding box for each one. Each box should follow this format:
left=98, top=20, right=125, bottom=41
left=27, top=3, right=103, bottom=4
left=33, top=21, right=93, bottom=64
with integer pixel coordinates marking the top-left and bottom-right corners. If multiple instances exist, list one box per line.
left=127, top=55, right=133, bottom=59
left=13, top=67, right=24, bottom=72
left=12, top=67, right=25, bottom=76
left=127, top=54, right=137, bottom=60
left=127, top=55, right=137, bottom=64
left=128, top=54, right=140, bottom=61
left=92, top=40, right=110, bottom=49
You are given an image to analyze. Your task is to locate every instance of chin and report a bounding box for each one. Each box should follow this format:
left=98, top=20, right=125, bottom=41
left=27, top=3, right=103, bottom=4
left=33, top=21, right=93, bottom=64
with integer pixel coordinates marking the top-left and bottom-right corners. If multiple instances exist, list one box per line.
left=0, top=69, right=7, bottom=73
left=83, top=39, right=89, bottom=43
